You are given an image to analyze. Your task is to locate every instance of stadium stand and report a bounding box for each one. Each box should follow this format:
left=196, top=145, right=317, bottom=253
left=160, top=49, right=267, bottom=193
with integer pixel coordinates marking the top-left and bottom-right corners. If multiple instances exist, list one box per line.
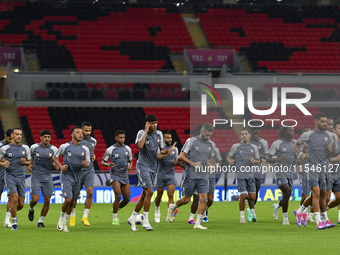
left=0, top=1, right=194, bottom=71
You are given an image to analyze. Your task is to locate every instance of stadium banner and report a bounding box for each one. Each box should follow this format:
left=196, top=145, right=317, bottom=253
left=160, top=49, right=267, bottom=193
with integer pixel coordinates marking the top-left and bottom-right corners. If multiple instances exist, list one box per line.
left=0, top=185, right=324, bottom=204
left=0, top=47, right=21, bottom=66
left=186, top=49, right=233, bottom=67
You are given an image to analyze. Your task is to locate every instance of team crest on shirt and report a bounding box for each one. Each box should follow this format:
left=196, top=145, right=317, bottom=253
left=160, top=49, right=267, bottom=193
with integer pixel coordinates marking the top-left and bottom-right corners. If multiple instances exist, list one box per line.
left=146, top=140, right=150, bottom=144
left=172, top=151, right=175, bottom=154
left=258, top=146, right=262, bottom=149
left=49, top=153, right=52, bottom=157
left=115, top=153, right=119, bottom=158
left=251, top=149, right=254, bottom=153
left=92, top=143, right=95, bottom=147
left=208, top=147, right=211, bottom=151
left=283, top=147, right=287, bottom=151
left=67, top=152, right=72, bottom=156
left=195, top=146, right=199, bottom=150
left=8, top=152, right=12, bottom=157
left=82, top=152, right=85, bottom=156
left=125, top=151, right=128, bottom=155
left=325, top=137, right=328, bottom=141
left=22, top=151, right=25, bottom=155
left=35, top=152, right=39, bottom=157
left=157, top=139, right=160, bottom=143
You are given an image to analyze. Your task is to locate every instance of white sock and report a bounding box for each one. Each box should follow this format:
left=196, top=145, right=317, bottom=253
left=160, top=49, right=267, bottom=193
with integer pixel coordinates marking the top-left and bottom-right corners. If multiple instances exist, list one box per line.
left=188, top=213, right=195, bottom=221
left=70, top=208, right=76, bottom=217
left=130, top=211, right=138, bottom=220
left=297, top=205, right=306, bottom=214
left=321, top=211, right=329, bottom=222
left=302, top=205, right=312, bottom=214
left=196, top=214, right=203, bottom=225
left=5, top=212, right=11, bottom=222
left=283, top=212, right=288, bottom=219
left=275, top=203, right=281, bottom=210
left=38, top=216, right=45, bottom=223
left=83, top=209, right=90, bottom=218
left=29, top=206, right=35, bottom=211
left=59, top=211, right=65, bottom=221
left=308, top=212, right=314, bottom=218
left=171, top=203, right=178, bottom=212
left=11, top=217, right=17, bottom=224
left=315, top=212, right=321, bottom=224
left=64, top=214, right=69, bottom=224
left=155, top=206, right=160, bottom=213
left=144, top=212, right=149, bottom=224
left=250, top=209, right=255, bottom=216
left=338, top=210, right=340, bottom=219
left=240, top=211, right=245, bottom=219
left=112, top=213, right=117, bottom=221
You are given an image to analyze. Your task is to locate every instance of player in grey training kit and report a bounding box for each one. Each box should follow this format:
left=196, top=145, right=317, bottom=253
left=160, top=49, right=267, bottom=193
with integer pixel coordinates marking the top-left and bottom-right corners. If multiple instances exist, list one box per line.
left=168, top=122, right=215, bottom=230
left=154, top=132, right=185, bottom=223
left=248, top=128, right=269, bottom=222
left=203, top=146, right=222, bottom=223
left=0, top=129, right=12, bottom=228
left=268, top=126, right=298, bottom=225
left=227, top=128, right=260, bottom=224
left=53, top=126, right=91, bottom=232
left=28, top=130, right=58, bottom=227
left=294, top=112, right=336, bottom=230
left=102, top=130, right=133, bottom=225
left=326, top=118, right=340, bottom=221
left=127, top=114, right=173, bottom=232
left=70, top=121, right=97, bottom=227
left=0, top=128, right=31, bottom=231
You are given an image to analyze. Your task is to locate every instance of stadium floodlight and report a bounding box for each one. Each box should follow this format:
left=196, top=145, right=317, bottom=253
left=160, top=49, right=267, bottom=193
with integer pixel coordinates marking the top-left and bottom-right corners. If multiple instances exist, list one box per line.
left=176, top=3, right=180, bottom=6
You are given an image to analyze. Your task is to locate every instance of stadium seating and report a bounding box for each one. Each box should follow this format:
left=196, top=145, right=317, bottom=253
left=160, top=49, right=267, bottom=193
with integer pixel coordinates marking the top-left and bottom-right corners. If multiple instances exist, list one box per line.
left=33, top=82, right=185, bottom=100
left=198, top=5, right=340, bottom=73
left=0, top=2, right=194, bottom=71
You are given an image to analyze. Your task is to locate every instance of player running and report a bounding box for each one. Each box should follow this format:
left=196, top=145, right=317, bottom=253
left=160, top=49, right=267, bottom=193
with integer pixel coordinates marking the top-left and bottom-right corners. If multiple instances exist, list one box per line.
left=70, top=122, right=97, bottom=226
left=54, top=126, right=91, bottom=232
left=227, top=128, right=260, bottom=224
left=154, top=132, right=184, bottom=223
left=102, top=130, right=133, bottom=225
left=293, top=113, right=335, bottom=230
left=28, top=130, right=58, bottom=227
left=167, top=123, right=215, bottom=230
left=268, top=126, right=298, bottom=225
left=248, top=128, right=269, bottom=222
left=0, top=128, right=31, bottom=231
left=127, top=114, right=173, bottom=231
left=0, top=129, right=12, bottom=228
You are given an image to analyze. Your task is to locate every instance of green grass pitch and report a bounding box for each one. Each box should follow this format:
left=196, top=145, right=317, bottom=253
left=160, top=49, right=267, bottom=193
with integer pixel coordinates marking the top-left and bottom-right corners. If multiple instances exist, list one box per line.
left=0, top=201, right=339, bottom=255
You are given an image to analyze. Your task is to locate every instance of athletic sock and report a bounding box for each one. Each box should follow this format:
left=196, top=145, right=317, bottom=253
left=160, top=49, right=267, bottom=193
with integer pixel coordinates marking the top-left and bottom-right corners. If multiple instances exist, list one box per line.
left=64, top=214, right=69, bottom=224
left=188, top=213, right=195, bottom=221
left=308, top=212, right=314, bottom=218
left=338, top=210, right=340, bottom=219
left=38, top=216, right=45, bottom=223
left=155, top=206, right=160, bottom=213
left=240, top=211, right=245, bottom=219
left=144, top=212, right=149, bottom=224
left=11, top=217, right=17, bottom=224
left=315, top=212, right=321, bottom=224
left=70, top=208, right=76, bottom=217
left=112, top=213, right=117, bottom=221
left=59, top=211, right=65, bottom=221
left=131, top=210, right=138, bottom=219
left=29, top=206, right=34, bottom=211
left=275, top=203, right=281, bottom=210
left=297, top=205, right=306, bottom=214
left=171, top=203, right=178, bottom=212
left=302, top=205, right=312, bottom=214
left=5, top=212, right=11, bottom=222
left=283, top=212, right=288, bottom=219
left=321, top=211, right=329, bottom=222
left=250, top=209, right=255, bottom=216
left=196, top=214, right=203, bottom=225
left=83, top=209, right=90, bottom=218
